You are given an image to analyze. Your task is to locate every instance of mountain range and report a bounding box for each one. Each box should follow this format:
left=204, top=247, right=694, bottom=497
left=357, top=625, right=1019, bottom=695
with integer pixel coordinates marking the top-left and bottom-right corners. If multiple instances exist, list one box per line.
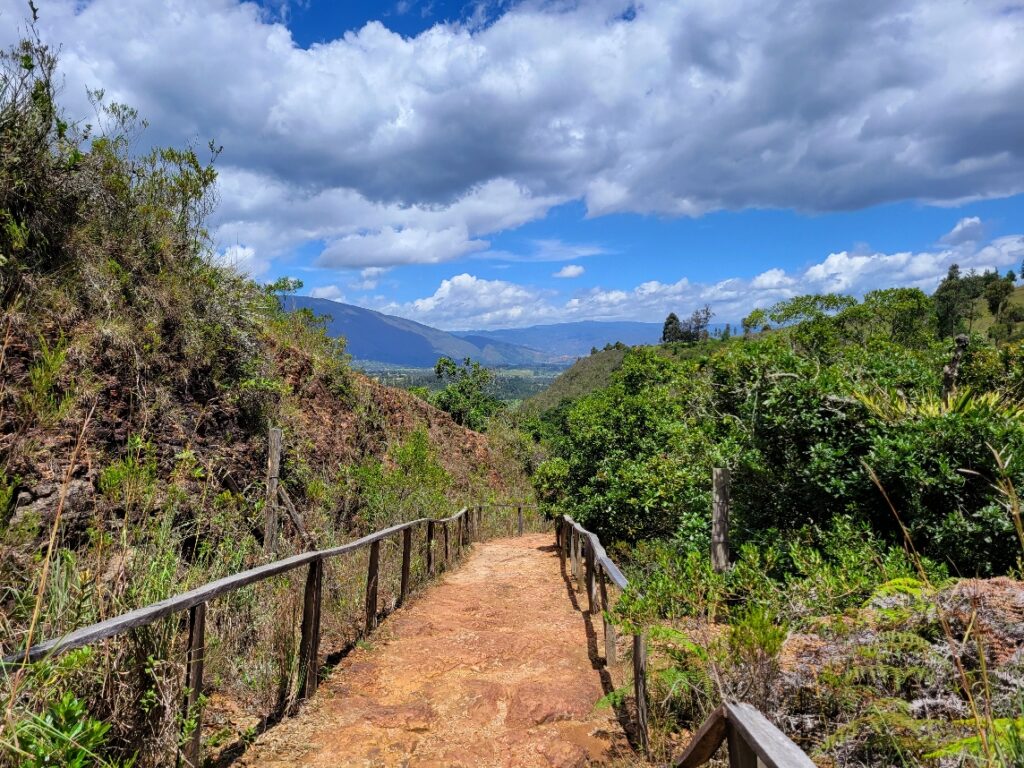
left=283, top=295, right=663, bottom=367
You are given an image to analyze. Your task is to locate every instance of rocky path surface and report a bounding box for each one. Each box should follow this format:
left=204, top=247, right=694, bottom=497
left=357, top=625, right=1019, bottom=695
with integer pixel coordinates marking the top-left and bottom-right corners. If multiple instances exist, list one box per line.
left=237, top=533, right=631, bottom=767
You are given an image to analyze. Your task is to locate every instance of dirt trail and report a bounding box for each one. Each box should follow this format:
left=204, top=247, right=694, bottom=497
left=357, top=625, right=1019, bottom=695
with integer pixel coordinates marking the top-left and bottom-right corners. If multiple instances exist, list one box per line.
left=237, top=533, right=630, bottom=767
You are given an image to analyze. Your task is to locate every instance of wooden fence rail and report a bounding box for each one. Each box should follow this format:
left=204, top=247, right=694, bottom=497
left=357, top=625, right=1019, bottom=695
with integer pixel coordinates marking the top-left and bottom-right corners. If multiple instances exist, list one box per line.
left=4, top=502, right=537, bottom=768
left=555, top=514, right=814, bottom=767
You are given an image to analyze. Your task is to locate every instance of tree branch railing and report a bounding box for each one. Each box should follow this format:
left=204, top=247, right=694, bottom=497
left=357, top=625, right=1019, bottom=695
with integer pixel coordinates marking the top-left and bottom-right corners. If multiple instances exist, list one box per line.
left=4, top=502, right=537, bottom=767
left=555, top=514, right=814, bottom=767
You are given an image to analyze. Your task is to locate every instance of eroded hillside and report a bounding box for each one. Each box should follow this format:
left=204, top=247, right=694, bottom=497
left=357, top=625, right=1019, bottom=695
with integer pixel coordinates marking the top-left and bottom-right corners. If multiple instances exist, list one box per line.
left=0, top=35, right=528, bottom=767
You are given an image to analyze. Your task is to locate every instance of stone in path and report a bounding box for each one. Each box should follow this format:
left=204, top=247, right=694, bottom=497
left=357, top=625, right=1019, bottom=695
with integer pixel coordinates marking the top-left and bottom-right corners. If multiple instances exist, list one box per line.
left=237, top=533, right=630, bottom=767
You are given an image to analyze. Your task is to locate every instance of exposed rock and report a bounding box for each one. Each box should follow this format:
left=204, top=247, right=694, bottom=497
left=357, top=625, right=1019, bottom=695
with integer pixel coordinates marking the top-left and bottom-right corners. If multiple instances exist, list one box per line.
left=8, top=479, right=95, bottom=545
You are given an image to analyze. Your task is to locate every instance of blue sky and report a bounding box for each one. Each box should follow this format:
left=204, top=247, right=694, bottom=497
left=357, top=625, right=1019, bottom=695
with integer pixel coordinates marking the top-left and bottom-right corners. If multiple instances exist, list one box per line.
left=5, top=0, right=1023, bottom=328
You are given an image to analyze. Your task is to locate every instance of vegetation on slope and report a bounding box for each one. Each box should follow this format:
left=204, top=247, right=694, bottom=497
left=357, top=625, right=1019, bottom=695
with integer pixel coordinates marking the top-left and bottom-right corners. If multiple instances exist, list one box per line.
left=536, top=288, right=1024, bottom=765
left=521, top=343, right=629, bottom=417
left=0, top=34, right=528, bottom=767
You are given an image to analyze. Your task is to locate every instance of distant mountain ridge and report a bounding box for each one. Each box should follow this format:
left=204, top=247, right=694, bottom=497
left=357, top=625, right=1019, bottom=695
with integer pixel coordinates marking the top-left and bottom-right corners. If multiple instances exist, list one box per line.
left=453, top=320, right=664, bottom=358
left=283, top=296, right=548, bottom=367
left=284, top=296, right=669, bottom=367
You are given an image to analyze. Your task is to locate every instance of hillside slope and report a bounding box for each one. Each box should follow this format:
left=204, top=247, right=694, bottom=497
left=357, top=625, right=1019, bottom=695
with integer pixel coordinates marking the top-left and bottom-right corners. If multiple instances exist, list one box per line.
left=521, top=346, right=629, bottom=415
left=0, top=44, right=529, bottom=768
left=284, top=295, right=548, bottom=367
left=967, top=283, right=1024, bottom=337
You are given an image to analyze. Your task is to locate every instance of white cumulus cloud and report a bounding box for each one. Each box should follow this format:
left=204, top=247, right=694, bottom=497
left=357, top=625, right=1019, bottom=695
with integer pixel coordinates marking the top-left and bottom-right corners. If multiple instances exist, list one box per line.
left=554, top=264, right=585, bottom=278
left=216, top=244, right=268, bottom=277
left=941, top=217, right=985, bottom=246
left=378, top=227, right=1024, bottom=328
left=3, top=0, right=1021, bottom=274
left=309, top=284, right=345, bottom=301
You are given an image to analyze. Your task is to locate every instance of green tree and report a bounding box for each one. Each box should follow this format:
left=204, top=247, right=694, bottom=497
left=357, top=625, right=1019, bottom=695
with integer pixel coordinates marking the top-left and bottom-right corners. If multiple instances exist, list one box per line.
left=741, top=308, right=768, bottom=336
left=662, top=312, right=684, bottom=343
left=432, top=356, right=503, bottom=431
left=680, top=304, right=714, bottom=342
left=934, top=264, right=967, bottom=338
left=837, top=288, right=935, bottom=348
left=984, top=277, right=1013, bottom=317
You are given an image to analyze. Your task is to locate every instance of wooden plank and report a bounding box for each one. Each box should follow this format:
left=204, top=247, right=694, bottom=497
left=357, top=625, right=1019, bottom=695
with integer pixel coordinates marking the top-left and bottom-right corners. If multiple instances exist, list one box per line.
left=599, top=567, right=616, bottom=664
left=727, top=722, right=758, bottom=768
left=588, top=536, right=600, bottom=613
left=712, top=467, right=730, bottom=573
left=600, top=557, right=629, bottom=591
left=633, top=633, right=649, bottom=755
left=576, top=536, right=586, bottom=594
left=562, top=515, right=629, bottom=589
left=673, top=705, right=728, bottom=767
left=570, top=528, right=577, bottom=576
left=584, top=537, right=596, bottom=613
left=724, top=703, right=815, bottom=768
left=296, top=558, right=323, bottom=701
left=264, top=427, right=282, bottom=556
left=558, top=519, right=566, bottom=572
left=365, top=540, right=380, bottom=634
left=6, top=510, right=472, bottom=665
left=399, top=526, right=412, bottom=605
left=278, top=485, right=314, bottom=549
left=426, top=521, right=435, bottom=576
left=179, top=602, right=206, bottom=768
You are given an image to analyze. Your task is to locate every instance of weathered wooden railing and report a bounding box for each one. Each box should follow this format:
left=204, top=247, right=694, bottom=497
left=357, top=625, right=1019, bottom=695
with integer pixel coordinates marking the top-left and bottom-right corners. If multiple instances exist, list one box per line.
left=555, top=514, right=815, bottom=767
left=673, top=702, right=815, bottom=767
left=3, top=502, right=535, bottom=767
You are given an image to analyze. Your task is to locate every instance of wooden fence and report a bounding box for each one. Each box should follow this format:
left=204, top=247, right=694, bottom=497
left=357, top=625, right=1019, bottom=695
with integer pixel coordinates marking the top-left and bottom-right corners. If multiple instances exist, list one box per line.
left=7, top=493, right=813, bottom=767
left=555, top=512, right=815, bottom=767
left=3, top=502, right=536, bottom=767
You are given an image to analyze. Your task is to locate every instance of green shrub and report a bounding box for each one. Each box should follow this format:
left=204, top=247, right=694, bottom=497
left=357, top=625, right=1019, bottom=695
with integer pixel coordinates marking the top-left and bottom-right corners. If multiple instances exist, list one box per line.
left=12, top=691, right=133, bottom=768
left=431, top=357, right=503, bottom=432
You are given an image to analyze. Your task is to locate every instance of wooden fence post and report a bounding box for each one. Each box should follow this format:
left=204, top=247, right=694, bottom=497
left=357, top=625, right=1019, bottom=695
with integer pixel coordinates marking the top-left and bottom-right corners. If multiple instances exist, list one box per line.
left=576, top=536, right=586, bottom=594
left=517, top=505, right=524, bottom=536
left=426, top=521, right=435, bottom=576
left=179, top=601, right=206, bottom=768
left=712, top=467, right=731, bottom=573
left=633, top=632, right=650, bottom=755
left=584, top=538, right=597, bottom=614
left=443, top=521, right=450, bottom=563
left=599, top=569, right=616, bottom=664
left=365, top=540, right=380, bottom=634
left=568, top=529, right=575, bottom=577
left=727, top=721, right=758, bottom=768
left=297, top=559, right=323, bottom=701
left=569, top=532, right=577, bottom=581
left=558, top=520, right=566, bottom=572
left=400, top=527, right=412, bottom=606
left=589, top=550, right=600, bottom=614
left=264, top=427, right=282, bottom=556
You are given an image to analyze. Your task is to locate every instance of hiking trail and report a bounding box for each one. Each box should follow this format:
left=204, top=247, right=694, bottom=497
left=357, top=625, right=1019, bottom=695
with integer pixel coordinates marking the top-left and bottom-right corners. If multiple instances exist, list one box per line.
left=237, top=533, right=631, bottom=767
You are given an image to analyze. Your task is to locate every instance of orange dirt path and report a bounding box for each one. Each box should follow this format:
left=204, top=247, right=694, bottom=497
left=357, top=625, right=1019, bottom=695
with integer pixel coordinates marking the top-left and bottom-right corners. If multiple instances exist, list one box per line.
left=237, top=533, right=630, bottom=767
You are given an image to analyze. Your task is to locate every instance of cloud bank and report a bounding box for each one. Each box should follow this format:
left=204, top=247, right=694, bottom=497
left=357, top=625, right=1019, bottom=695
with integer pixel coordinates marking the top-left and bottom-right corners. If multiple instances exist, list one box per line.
left=377, top=223, right=1024, bottom=328
left=3, top=0, right=1022, bottom=270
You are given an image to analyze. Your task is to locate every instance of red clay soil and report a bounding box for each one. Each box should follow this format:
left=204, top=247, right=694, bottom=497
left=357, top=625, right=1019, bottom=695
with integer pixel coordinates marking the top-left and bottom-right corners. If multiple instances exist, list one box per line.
left=237, top=533, right=631, bottom=767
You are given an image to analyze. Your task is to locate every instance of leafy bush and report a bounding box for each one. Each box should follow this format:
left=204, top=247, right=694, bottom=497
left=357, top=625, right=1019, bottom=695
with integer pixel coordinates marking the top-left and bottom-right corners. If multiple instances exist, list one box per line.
left=348, top=427, right=451, bottom=531
left=537, top=295, right=1023, bottom=574
left=430, top=357, right=504, bottom=431
left=12, top=691, right=132, bottom=768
